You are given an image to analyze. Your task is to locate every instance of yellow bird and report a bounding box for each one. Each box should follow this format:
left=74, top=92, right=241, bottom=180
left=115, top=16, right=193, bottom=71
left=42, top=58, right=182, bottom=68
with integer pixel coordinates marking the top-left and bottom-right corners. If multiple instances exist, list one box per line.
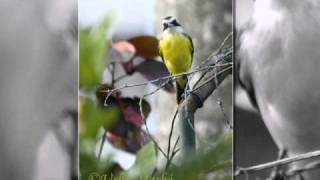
left=159, top=16, right=194, bottom=103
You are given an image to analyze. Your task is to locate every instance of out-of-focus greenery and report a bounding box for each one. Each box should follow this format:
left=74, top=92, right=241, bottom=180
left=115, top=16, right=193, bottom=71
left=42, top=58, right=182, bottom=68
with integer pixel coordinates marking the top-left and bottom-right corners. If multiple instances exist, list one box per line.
left=79, top=97, right=117, bottom=139
left=79, top=15, right=158, bottom=180
left=79, top=15, right=111, bottom=87
left=79, top=15, right=119, bottom=179
left=121, top=142, right=157, bottom=179
left=168, top=132, right=232, bottom=180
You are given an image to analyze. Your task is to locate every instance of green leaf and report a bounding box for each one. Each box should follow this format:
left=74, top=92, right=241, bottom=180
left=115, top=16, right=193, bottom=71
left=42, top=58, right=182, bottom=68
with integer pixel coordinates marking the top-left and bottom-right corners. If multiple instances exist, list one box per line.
left=80, top=97, right=118, bottom=140
left=121, top=142, right=157, bottom=179
left=167, top=132, right=233, bottom=180
left=79, top=97, right=120, bottom=178
left=79, top=150, right=112, bottom=179
left=80, top=15, right=113, bottom=87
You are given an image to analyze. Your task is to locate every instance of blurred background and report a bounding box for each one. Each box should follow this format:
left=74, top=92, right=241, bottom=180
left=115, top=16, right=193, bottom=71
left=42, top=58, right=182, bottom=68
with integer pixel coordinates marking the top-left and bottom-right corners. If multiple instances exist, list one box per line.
left=0, top=0, right=77, bottom=179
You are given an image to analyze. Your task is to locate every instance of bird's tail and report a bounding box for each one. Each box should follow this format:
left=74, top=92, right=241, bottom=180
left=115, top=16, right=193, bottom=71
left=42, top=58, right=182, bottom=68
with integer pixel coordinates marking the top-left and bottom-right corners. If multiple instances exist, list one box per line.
left=176, top=75, right=188, bottom=103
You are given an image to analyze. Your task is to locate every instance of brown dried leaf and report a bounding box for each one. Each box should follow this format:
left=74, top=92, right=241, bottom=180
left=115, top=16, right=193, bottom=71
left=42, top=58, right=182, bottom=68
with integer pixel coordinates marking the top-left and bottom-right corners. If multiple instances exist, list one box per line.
left=128, top=36, right=159, bottom=59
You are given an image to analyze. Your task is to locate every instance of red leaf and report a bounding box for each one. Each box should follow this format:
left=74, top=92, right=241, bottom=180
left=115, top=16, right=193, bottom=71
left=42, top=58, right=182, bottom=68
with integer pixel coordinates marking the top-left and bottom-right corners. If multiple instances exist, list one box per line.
left=117, top=97, right=150, bottom=127
left=96, top=85, right=151, bottom=128
left=135, top=60, right=175, bottom=93
left=106, top=129, right=150, bottom=153
left=119, top=100, right=142, bottom=127
left=127, top=36, right=159, bottom=59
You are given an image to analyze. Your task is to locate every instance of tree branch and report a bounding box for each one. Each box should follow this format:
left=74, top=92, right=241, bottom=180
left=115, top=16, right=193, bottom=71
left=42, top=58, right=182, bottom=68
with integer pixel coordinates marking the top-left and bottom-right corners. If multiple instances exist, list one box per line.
left=179, top=47, right=232, bottom=158
left=101, top=63, right=231, bottom=106
left=235, top=150, right=320, bottom=176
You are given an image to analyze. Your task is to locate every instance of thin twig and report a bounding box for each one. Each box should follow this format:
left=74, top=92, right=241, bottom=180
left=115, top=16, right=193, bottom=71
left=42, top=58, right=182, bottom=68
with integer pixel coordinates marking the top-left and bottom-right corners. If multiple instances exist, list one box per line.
left=191, top=66, right=232, bottom=93
left=139, top=98, right=168, bottom=159
left=167, top=109, right=179, bottom=161
left=192, top=49, right=232, bottom=89
left=172, top=136, right=180, bottom=155
left=287, top=161, right=320, bottom=177
left=217, top=32, right=232, bottom=51
left=97, top=131, right=106, bottom=160
left=113, top=74, right=127, bottom=82
left=138, top=81, right=171, bottom=159
left=196, top=41, right=232, bottom=70
left=235, top=150, right=320, bottom=176
left=99, top=63, right=116, bottom=159
left=190, top=70, right=208, bottom=91
left=102, top=63, right=232, bottom=105
left=165, top=136, right=181, bottom=170
left=137, top=77, right=181, bottom=162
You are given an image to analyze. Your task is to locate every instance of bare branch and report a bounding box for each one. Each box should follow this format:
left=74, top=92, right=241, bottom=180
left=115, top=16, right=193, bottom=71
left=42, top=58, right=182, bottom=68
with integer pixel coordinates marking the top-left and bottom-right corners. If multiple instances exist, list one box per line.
left=137, top=74, right=181, bottom=160
left=101, top=62, right=232, bottom=106
left=167, top=109, right=179, bottom=161
left=217, top=32, right=232, bottom=51
left=191, top=48, right=232, bottom=90
left=235, top=150, right=320, bottom=176
left=287, top=160, right=320, bottom=177
left=139, top=96, right=168, bottom=159
left=165, top=136, right=180, bottom=170
left=190, top=65, right=232, bottom=93
left=97, top=131, right=106, bottom=160
left=113, top=74, right=128, bottom=82
left=179, top=47, right=232, bottom=158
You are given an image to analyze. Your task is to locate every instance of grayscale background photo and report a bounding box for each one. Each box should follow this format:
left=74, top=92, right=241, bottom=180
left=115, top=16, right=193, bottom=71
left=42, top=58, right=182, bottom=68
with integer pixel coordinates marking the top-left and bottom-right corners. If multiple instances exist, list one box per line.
left=235, top=1, right=279, bottom=179
left=235, top=0, right=320, bottom=179
left=0, top=0, right=77, bottom=179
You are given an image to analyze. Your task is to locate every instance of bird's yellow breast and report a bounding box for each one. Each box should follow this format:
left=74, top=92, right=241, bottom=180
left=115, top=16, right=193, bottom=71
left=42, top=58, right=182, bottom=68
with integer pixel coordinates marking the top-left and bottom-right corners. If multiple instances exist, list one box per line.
left=159, top=31, right=192, bottom=75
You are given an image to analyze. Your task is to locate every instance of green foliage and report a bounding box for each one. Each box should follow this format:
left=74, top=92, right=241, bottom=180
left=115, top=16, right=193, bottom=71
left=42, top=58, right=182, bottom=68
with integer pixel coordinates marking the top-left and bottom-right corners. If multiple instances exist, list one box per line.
left=121, top=142, right=157, bottom=179
left=79, top=150, right=112, bottom=179
left=167, top=132, right=233, bottom=180
left=79, top=16, right=112, bottom=87
left=80, top=97, right=118, bottom=140
left=79, top=15, right=119, bottom=179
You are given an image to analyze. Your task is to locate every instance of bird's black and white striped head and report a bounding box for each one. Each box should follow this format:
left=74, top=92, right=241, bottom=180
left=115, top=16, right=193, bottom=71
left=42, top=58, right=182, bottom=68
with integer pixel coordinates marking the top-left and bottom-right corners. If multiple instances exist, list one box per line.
left=162, top=16, right=181, bottom=31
